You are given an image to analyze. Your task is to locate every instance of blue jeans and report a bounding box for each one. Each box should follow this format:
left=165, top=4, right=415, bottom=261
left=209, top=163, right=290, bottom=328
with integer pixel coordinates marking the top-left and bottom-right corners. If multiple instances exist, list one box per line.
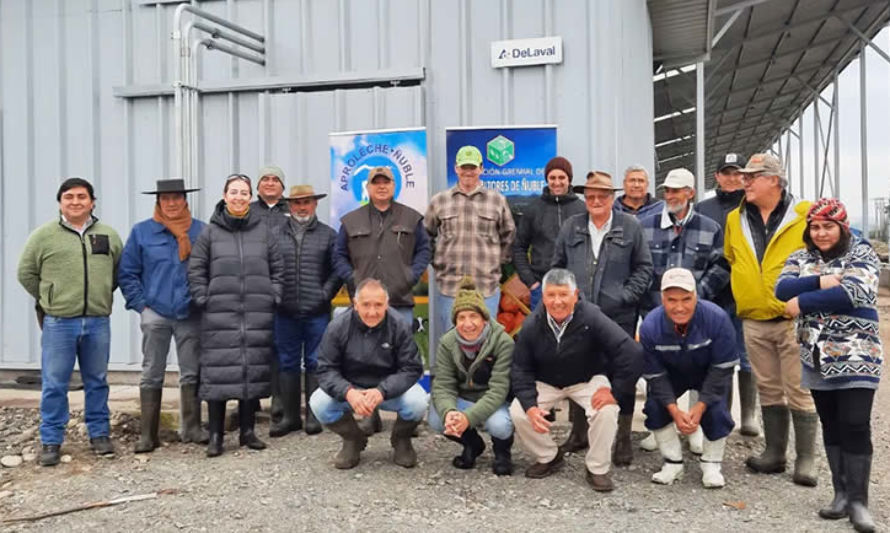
left=730, top=314, right=751, bottom=372
left=274, top=313, right=330, bottom=374
left=529, top=284, right=542, bottom=311
left=40, top=315, right=111, bottom=445
left=309, top=383, right=429, bottom=425
left=428, top=398, right=513, bottom=440
left=433, top=288, right=500, bottom=373
left=391, top=307, right=415, bottom=328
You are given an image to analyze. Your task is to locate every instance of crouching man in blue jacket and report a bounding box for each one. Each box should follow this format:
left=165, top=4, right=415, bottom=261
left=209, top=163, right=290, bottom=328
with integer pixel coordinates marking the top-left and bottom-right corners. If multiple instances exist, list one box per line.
left=641, top=268, right=738, bottom=488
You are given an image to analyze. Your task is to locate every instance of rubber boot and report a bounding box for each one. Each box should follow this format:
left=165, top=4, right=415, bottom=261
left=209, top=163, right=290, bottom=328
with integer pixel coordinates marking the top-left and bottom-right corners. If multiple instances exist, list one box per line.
left=357, top=408, right=383, bottom=436
left=445, top=428, right=485, bottom=469
left=206, top=400, right=226, bottom=458
left=612, top=413, right=634, bottom=466
left=700, top=437, right=726, bottom=488
left=791, top=410, right=818, bottom=487
left=844, top=452, right=875, bottom=532
left=651, top=425, right=684, bottom=485
left=269, top=372, right=302, bottom=437
left=491, top=435, right=514, bottom=476
left=325, top=415, right=368, bottom=469
left=391, top=416, right=421, bottom=468
left=304, top=373, right=322, bottom=435
left=738, top=370, right=760, bottom=436
left=135, top=388, right=162, bottom=453
left=270, top=358, right=283, bottom=425
left=238, top=399, right=267, bottom=450
left=180, top=383, right=209, bottom=444
left=558, top=401, right=589, bottom=454
left=746, top=405, right=789, bottom=473
left=687, top=391, right=703, bottom=455
left=819, top=445, right=847, bottom=519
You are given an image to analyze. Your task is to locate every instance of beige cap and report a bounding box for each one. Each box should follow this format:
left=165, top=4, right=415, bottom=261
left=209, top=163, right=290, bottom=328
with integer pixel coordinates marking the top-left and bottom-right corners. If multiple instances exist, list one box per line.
left=368, top=166, right=394, bottom=181
left=659, top=168, right=695, bottom=189
left=738, top=153, right=785, bottom=178
left=661, top=268, right=696, bottom=293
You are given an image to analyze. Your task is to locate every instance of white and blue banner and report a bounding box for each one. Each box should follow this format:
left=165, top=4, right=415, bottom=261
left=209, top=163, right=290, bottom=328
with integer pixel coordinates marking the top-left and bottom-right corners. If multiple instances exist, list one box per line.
left=329, top=127, right=428, bottom=230
left=445, top=125, right=557, bottom=201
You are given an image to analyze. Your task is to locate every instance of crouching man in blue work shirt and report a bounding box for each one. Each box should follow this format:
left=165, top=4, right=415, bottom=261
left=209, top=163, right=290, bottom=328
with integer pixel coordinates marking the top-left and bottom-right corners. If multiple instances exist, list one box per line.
left=641, top=268, right=738, bottom=488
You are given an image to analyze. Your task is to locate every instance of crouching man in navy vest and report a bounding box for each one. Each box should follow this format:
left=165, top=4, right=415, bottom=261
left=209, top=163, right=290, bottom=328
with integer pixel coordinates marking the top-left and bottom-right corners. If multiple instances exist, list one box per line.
left=641, top=268, right=738, bottom=488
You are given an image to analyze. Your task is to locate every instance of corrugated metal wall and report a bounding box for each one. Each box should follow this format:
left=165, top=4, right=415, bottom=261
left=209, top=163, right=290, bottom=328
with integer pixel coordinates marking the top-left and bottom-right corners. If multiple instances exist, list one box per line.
left=0, top=0, right=654, bottom=369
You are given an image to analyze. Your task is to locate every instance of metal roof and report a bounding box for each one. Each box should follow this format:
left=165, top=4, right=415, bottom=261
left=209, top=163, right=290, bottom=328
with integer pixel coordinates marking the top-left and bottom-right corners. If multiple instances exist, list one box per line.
left=653, top=0, right=890, bottom=187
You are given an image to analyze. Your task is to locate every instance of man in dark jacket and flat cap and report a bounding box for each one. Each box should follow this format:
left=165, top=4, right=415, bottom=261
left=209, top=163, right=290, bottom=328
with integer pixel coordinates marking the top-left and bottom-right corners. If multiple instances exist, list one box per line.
left=310, top=279, right=428, bottom=470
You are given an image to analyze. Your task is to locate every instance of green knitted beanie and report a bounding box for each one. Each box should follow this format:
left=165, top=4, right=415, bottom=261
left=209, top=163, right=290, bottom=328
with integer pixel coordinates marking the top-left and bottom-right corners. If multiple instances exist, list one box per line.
left=451, top=276, right=490, bottom=324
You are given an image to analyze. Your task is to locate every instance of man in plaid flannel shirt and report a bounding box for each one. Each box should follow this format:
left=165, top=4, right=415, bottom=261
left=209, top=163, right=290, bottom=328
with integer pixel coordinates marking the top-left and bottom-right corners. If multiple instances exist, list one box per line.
left=425, top=145, right=516, bottom=368
left=639, top=168, right=730, bottom=315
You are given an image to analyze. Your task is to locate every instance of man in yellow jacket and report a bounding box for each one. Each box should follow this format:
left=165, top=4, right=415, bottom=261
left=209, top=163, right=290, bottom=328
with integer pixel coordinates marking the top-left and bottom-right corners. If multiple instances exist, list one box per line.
left=724, top=153, right=818, bottom=487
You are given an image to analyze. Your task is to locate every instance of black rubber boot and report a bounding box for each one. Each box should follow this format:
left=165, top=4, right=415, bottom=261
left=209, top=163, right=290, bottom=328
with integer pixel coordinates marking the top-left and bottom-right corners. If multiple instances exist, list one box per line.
left=238, top=400, right=267, bottom=450
left=612, top=413, right=633, bottom=466
left=738, top=370, right=760, bottom=436
left=180, top=384, right=209, bottom=444
left=325, top=415, right=368, bottom=469
left=357, top=408, right=383, bottom=436
left=791, top=410, right=818, bottom=487
left=819, top=445, right=847, bottom=519
left=206, top=400, right=226, bottom=458
left=135, top=388, right=162, bottom=453
left=391, top=416, right=421, bottom=468
left=269, top=372, right=302, bottom=437
left=844, top=452, right=875, bottom=532
left=270, top=358, right=283, bottom=425
left=446, top=428, right=485, bottom=469
left=559, top=401, right=589, bottom=454
left=746, top=405, right=788, bottom=473
left=304, top=373, right=322, bottom=435
left=491, top=435, right=514, bottom=476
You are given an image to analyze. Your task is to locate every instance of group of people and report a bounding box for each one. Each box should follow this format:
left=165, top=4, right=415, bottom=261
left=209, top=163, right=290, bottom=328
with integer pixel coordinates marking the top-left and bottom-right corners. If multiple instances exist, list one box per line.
left=17, top=146, right=882, bottom=531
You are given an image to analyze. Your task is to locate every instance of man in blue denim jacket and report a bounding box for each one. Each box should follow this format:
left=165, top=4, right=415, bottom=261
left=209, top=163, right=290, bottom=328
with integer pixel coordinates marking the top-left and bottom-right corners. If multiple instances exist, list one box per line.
left=119, top=179, right=206, bottom=453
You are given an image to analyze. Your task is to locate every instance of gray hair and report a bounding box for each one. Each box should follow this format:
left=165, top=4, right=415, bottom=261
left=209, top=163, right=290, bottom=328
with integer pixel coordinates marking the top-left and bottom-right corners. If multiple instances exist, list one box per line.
left=542, top=268, right=578, bottom=292
left=355, top=278, right=389, bottom=302
left=624, top=165, right=650, bottom=180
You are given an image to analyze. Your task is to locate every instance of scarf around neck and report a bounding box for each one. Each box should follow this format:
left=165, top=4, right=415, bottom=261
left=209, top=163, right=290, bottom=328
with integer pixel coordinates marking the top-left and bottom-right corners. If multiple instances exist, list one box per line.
left=153, top=203, right=193, bottom=261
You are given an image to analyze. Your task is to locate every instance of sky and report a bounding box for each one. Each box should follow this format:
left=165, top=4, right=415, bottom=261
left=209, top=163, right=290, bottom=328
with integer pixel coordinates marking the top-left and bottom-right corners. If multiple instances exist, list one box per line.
left=772, top=27, right=890, bottom=235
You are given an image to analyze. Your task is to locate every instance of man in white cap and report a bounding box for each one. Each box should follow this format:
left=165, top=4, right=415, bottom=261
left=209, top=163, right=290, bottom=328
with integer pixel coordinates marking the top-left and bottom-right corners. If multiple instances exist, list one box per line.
left=640, top=268, right=737, bottom=488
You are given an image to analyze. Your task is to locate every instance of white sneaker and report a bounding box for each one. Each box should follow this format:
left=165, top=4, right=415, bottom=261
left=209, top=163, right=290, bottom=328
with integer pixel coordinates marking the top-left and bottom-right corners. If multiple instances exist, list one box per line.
left=640, top=432, right=658, bottom=451
left=701, top=461, right=725, bottom=488
left=688, top=426, right=704, bottom=455
left=652, top=461, right=684, bottom=484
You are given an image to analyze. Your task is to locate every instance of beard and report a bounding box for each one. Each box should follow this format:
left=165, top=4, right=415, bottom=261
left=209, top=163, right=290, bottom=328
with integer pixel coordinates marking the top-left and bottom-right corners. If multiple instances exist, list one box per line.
left=667, top=200, right=688, bottom=215
left=294, top=214, right=313, bottom=223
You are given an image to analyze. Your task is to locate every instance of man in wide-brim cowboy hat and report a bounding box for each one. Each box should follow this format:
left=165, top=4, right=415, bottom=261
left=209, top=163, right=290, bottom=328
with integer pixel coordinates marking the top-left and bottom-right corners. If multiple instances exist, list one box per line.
left=267, top=184, right=343, bottom=438
left=118, top=178, right=208, bottom=453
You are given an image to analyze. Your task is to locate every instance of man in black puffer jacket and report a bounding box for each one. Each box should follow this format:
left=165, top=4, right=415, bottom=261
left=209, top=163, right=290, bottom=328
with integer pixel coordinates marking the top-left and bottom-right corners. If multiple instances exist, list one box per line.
left=310, top=279, right=428, bottom=470
left=268, top=185, right=342, bottom=438
left=512, top=156, right=586, bottom=310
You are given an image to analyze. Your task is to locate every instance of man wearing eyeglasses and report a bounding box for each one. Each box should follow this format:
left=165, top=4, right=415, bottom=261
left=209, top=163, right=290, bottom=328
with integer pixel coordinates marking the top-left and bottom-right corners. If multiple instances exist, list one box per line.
left=551, top=170, right=652, bottom=465
left=724, top=153, right=817, bottom=487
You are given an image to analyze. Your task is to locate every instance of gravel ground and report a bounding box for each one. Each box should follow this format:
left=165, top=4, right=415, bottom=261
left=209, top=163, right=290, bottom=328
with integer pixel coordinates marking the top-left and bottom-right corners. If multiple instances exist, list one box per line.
left=2, top=295, right=890, bottom=532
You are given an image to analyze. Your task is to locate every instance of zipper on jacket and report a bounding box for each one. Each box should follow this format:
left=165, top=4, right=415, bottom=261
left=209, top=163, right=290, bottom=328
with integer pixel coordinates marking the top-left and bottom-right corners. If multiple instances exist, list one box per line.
left=237, top=230, right=249, bottom=399
left=80, top=235, right=89, bottom=316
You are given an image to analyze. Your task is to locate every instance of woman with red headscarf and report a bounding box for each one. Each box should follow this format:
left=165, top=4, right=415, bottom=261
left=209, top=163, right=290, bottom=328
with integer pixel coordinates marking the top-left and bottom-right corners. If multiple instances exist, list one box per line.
left=776, top=198, right=882, bottom=532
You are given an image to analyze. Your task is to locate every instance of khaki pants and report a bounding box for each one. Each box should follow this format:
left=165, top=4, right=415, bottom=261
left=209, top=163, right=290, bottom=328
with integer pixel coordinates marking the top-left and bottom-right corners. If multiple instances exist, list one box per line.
left=742, top=319, right=815, bottom=412
left=510, top=376, right=619, bottom=475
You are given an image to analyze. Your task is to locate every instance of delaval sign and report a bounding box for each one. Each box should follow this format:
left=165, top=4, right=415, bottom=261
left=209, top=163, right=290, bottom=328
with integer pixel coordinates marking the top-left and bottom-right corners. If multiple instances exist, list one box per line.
left=491, top=37, right=563, bottom=68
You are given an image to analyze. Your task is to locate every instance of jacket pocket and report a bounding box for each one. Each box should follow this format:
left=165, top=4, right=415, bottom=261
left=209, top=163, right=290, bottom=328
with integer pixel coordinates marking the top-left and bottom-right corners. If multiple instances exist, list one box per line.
left=438, top=211, right=459, bottom=241
left=685, top=241, right=710, bottom=271
left=476, top=210, right=499, bottom=243
left=89, top=234, right=110, bottom=255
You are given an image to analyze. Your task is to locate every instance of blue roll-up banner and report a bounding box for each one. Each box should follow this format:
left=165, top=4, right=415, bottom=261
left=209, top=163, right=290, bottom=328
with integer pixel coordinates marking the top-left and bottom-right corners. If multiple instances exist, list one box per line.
left=329, top=127, right=428, bottom=231
left=445, top=125, right=557, bottom=206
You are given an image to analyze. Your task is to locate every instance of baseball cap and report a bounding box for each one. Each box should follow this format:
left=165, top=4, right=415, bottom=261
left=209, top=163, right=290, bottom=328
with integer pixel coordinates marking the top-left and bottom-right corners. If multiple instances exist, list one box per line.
left=455, top=145, right=483, bottom=167
left=368, top=166, right=394, bottom=182
left=718, top=153, right=743, bottom=172
left=661, top=268, right=696, bottom=293
left=738, top=153, right=785, bottom=177
left=658, top=168, right=695, bottom=189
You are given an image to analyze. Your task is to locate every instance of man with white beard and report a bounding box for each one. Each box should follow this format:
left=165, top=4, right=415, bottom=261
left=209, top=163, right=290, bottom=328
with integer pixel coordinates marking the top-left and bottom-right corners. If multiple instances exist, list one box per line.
left=637, top=168, right=731, bottom=455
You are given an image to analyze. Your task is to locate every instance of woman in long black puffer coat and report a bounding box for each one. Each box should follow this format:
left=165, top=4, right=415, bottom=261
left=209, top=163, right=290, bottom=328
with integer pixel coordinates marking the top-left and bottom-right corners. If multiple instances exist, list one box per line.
left=188, top=174, right=285, bottom=457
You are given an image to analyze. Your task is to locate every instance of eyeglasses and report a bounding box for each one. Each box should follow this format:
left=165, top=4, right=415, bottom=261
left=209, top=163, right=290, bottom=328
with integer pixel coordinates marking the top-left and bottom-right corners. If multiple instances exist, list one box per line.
left=225, top=173, right=252, bottom=185
left=740, top=173, right=768, bottom=183
left=584, top=192, right=613, bottom=202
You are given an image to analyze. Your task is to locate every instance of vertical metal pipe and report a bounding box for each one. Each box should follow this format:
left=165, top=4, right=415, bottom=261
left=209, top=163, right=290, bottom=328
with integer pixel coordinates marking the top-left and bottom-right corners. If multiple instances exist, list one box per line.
left=860, top=43, right=869, bottom=237
left=833, top=72, right=840, bottom=198
left=695, top=62, right=705, bottom=193
left=798, top=115, right=804, bottom=197
left=813, top=101, right=820, bottom=196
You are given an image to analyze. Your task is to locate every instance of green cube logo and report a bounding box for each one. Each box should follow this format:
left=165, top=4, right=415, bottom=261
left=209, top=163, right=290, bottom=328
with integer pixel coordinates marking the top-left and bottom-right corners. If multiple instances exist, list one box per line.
left=486, top=135, right=515, bottom=166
